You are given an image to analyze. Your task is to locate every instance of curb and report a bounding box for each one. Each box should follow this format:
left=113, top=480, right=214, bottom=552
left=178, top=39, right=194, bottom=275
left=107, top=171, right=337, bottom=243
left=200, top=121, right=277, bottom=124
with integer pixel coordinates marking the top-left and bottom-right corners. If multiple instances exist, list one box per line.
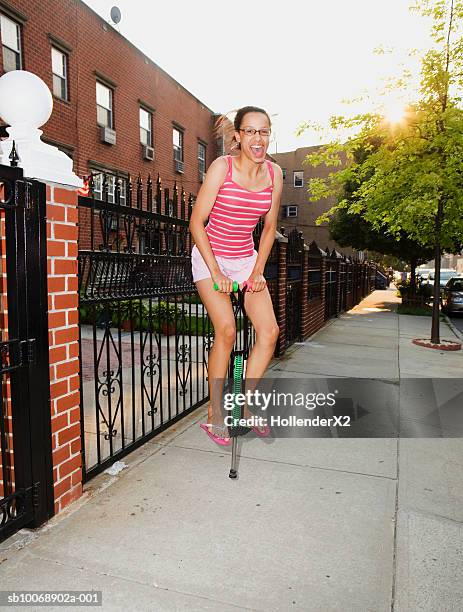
left=443, top=313, right=463, bottom=342
left=412, top=338, right=462, bottom=351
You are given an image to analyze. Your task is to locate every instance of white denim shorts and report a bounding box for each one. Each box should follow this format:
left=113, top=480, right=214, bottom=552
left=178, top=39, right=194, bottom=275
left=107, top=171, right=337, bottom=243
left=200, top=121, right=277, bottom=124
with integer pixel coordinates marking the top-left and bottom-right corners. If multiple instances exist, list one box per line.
left=191, top=244, right=257, bottom=284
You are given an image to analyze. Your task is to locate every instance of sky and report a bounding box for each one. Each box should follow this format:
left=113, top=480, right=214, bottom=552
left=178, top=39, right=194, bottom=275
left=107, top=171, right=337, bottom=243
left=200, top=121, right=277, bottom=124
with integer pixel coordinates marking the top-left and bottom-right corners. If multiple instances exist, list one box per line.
left=83, top=0, right=434, bottom=153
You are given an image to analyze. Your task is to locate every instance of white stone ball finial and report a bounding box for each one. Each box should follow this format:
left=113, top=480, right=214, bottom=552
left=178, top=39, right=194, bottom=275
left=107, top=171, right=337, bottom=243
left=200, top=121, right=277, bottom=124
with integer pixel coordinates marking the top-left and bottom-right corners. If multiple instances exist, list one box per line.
left=0, top=70, right=53, bottom=128
left=0, top=70, right=82, bottom=187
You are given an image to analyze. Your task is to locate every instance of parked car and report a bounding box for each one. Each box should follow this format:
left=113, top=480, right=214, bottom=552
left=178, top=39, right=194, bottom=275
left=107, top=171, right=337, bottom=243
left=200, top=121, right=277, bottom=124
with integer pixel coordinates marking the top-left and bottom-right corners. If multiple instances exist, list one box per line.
left=416, top=267, right=433, bottom=282
left=442, top=277, right=463, bottom=314
left=425, top=269, right=457, bottom=289
left=394, top=270, right=409, bottom=282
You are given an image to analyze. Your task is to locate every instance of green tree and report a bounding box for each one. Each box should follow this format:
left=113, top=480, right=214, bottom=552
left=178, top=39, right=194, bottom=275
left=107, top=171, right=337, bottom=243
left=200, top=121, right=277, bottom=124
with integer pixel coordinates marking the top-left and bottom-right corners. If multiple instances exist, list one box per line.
left=329, top=209, right=434, bottom=286
left=299, top=0, right=463, bottom=343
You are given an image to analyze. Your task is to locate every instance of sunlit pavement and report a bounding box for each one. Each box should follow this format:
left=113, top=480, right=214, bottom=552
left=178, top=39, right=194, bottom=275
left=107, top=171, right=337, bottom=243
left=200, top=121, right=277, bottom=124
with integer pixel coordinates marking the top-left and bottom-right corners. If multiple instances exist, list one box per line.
left=1, top=289, right=462, bottom=611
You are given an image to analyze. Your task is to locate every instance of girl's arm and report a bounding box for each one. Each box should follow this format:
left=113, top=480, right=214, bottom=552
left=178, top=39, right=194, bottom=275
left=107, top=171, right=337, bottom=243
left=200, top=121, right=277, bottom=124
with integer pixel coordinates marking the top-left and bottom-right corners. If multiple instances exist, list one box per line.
left=248, top=163, right=283, bottom=291
left=188, top=157, right=234, bottom=292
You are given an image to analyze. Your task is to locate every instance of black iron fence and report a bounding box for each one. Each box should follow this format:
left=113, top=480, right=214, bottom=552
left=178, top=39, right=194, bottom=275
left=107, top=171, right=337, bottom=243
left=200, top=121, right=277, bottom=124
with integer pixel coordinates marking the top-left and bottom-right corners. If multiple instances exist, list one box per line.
left=79, top=174, right=206, bottom=480
left=78, top=172, right=263, bottom=480
left=324, top=249, right=338, bottom=319
left=307, top=242, right=324, bottom=303
left=285, top=229, right=304, bottom=346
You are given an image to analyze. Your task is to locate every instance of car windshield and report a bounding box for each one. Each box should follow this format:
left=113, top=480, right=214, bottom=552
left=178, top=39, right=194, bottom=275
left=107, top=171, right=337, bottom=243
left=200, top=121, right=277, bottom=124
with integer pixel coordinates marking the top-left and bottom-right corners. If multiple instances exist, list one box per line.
left=441, top=271, right=456, bottom=279
left=449, top=280, right=463, bottom=291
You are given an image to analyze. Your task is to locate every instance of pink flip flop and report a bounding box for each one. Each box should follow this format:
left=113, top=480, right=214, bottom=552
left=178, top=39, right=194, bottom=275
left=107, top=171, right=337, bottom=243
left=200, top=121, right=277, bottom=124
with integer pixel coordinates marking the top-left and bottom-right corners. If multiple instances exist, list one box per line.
left=200, top=423, right=231, bottom=446
left=252, top=424, right=271, bottom=437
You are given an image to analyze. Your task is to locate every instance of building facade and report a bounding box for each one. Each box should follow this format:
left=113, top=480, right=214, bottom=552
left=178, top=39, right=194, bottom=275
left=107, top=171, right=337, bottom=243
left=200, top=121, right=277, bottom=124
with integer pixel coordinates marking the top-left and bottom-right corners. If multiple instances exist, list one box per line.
left=272, top=146, right=352, bottom=253
left=0, top=0, right=221, bottom=207
left=0, top=0, right=354, bottom=257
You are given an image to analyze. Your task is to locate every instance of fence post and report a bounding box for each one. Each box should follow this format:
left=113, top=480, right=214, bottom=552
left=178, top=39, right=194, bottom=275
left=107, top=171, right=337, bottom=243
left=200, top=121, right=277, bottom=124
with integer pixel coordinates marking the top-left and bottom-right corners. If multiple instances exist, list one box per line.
left=334, top=251, right=342, bottom=316
left=320, top=249, right=327, bottom=320
left=0, top=71, right=84, bottom=515
left=346, top=258, right=353, bottom=310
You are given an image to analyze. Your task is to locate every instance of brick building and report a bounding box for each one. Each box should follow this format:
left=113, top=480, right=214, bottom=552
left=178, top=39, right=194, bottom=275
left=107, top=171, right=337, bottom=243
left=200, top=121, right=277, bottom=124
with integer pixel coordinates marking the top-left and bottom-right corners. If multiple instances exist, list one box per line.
left=0, top=0, right=352, bottom=257
left=0, top=0, right=224, bottom=243
left=272, top=146, right=352, bottom=254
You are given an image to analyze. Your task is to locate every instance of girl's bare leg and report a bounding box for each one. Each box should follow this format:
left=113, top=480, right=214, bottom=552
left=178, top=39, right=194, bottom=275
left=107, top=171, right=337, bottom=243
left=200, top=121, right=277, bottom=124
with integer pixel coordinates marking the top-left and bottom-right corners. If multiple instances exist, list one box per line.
left=195, top=279, right=236, bottom=426
left=242, top=287, right=279, bottom=420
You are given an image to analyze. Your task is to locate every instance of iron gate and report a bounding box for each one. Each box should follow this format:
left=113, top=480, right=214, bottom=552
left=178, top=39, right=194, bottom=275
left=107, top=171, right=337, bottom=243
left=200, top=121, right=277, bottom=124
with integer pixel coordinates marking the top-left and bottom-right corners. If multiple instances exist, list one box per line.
left=0, top=164, right=53, bottom=543
left=324, top=250, right=338, bottom=319
left=78, top=175, right=212, bottom=480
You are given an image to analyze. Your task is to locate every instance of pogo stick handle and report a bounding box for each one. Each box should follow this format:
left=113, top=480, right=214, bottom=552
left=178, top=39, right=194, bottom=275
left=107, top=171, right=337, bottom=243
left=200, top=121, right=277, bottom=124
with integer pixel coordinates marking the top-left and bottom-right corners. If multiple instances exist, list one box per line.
left=213, top=281, right=239, bottom=292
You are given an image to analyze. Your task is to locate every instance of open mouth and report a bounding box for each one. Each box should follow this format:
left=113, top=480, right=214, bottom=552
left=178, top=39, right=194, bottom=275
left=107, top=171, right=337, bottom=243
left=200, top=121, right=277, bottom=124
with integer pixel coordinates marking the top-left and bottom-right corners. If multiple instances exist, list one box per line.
left=250, top=145, right=265, bottom=157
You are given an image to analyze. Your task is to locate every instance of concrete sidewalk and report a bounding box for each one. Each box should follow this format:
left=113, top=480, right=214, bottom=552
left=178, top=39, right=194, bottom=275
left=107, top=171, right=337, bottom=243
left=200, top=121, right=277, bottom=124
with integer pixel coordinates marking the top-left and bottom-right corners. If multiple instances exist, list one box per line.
left=1, top=288, right=462, bottom=611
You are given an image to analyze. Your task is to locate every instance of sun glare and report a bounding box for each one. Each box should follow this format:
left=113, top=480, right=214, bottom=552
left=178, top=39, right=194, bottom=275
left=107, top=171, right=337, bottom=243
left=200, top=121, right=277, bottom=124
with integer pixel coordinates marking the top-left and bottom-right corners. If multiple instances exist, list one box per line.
left=382, top=99, right=407, bottom=124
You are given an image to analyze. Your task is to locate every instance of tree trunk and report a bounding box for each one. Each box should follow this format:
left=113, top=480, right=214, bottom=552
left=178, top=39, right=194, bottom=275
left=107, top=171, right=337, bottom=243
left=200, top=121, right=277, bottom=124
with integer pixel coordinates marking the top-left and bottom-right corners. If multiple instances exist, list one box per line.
left=431, top=201, right=443, bottom=344
left=410, top=255, right=417, bottom=292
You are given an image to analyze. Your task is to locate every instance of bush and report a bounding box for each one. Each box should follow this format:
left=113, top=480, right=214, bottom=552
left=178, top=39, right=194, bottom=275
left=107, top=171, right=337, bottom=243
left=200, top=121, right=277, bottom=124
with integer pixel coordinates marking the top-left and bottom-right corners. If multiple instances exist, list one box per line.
left=181, top=293, right=203, bottom=305
left=149, top=301, right=183, bottom=323
left=397, top=304, right=444, bottom=318
left=79, top=302, right=111, bottom=325
left=396, top=280, right=433, bottom=305
left=79, top=298, right=246, bottom=336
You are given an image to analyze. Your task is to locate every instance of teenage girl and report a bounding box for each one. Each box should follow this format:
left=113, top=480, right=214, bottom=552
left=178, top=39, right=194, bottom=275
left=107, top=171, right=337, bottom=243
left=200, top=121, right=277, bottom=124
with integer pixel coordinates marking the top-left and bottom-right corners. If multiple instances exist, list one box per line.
left=189, top=105, right=283, bottom=445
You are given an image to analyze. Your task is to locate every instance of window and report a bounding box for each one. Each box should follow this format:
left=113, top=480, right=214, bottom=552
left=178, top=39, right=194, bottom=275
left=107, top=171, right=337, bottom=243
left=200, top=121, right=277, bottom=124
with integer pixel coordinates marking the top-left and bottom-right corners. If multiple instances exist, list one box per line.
left=198, top=142, right=206, bottom=177
left=92, top=172, right=126, bottom=206
left=51, top=47, right=68, bottom=100
left=284, top=205, right=298, bottom=218
left=139, top=107, right=152, bottom=146
left=293, top=171, right=303, bottom=188
left=0, top=14, right=22, bottom=71
left=96, top=82, right=113, bottom=128
left=173, top=128, right=183, bottom=161
left=282, top=168, right=286, bottom=180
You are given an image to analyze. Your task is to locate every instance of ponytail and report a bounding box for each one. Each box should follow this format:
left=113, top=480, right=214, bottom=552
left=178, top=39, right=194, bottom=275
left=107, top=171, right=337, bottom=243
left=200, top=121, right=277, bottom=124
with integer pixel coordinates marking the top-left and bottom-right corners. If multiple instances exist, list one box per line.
left=213, top=111, right=239, bottom=152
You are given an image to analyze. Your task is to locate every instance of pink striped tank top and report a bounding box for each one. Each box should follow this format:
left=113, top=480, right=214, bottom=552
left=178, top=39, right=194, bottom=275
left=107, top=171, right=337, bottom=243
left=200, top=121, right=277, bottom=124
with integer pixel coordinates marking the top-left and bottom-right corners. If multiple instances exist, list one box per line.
left=205, top=155, right=274, bottom=258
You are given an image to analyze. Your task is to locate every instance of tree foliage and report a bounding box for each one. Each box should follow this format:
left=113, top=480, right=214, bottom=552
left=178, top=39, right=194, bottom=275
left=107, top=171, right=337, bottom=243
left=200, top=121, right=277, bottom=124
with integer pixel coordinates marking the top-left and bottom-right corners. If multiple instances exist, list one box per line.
left=300, top=1, right=463, bottom=245
left=329, top=208, right=434, bottom=264
left=298, top=0, right=463, bottom=341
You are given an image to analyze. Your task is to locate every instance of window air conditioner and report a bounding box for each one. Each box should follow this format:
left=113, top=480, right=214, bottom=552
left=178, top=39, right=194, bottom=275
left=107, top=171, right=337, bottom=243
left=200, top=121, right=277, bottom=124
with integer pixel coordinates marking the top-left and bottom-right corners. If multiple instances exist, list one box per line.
left=142, top=145, right=154, bottom=161
left=100, top=126, right=116, bottom=145
left=175, top=159, right=184, bottom=173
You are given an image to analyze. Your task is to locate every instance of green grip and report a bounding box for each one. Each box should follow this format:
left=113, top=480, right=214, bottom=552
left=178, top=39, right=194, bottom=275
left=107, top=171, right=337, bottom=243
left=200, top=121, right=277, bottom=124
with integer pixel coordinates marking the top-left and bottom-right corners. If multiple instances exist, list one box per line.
left=213, top=281, right=239, bottom=292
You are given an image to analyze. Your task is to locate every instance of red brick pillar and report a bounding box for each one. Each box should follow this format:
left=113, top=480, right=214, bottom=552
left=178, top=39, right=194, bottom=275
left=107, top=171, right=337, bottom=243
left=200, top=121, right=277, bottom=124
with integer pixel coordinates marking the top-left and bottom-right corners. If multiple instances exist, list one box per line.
left=275, top=236, right=288, bottom=357
left=301, top=245, right=309, bottom=338
left=46, top=184, right=82, bottom=514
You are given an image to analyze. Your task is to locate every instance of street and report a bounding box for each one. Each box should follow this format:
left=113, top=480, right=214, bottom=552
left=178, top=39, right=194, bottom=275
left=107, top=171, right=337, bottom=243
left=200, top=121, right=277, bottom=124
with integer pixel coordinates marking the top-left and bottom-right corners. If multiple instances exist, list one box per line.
left=449, top=314, right=463, bottom=333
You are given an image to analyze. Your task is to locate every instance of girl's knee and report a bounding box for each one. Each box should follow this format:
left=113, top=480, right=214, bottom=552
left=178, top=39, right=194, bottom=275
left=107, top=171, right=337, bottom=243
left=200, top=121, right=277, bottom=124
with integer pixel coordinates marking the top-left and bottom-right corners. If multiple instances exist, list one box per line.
left=216, top=321, right=236, bottom=345
left=257, top=324, right=280, bottom=346
left=270, top=324, right=280, bottom=343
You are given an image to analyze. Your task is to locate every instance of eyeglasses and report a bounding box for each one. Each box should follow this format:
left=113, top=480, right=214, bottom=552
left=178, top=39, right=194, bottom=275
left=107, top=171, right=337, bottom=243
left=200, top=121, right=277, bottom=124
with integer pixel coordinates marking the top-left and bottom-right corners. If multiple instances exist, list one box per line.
left=239, top=127, right=271, bottom=137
